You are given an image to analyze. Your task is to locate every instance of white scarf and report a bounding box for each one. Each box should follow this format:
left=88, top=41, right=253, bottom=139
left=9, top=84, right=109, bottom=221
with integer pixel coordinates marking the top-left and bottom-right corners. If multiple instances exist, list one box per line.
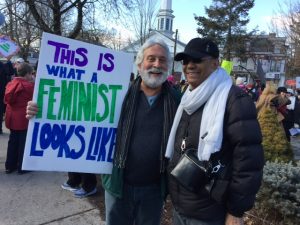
left=165, top=67, right=232, bottom=160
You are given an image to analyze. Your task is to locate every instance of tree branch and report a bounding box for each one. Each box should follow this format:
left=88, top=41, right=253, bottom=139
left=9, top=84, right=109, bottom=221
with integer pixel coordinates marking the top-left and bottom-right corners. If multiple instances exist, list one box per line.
left=24, top=0, right=52, bottom=33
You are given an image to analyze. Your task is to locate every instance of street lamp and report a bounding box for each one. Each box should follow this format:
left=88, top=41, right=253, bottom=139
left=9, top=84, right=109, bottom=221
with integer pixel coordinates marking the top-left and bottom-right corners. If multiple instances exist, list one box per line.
left=238, top=65, right=256, bottom=82
left=172, top=29, right=178, bottom=74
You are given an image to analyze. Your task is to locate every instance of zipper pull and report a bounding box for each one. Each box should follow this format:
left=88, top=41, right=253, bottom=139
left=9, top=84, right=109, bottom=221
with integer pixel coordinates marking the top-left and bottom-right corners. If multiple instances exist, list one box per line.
left=181, top=138, right=186, bottom=152
left=211, top=160, right=225, bottom=173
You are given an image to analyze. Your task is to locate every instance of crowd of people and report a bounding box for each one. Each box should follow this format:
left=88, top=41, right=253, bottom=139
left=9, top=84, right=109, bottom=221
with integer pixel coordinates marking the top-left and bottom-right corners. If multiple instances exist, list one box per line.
left=234, top=76, right=300, bottom=143
left=0, top=57, right=36, bottom=174
left=2, top=35, right=298, bottom=225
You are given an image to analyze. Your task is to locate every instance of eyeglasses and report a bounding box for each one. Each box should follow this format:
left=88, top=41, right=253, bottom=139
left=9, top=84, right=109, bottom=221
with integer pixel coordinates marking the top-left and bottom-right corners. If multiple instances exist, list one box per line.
left=182, top=57, right=212, bottom=65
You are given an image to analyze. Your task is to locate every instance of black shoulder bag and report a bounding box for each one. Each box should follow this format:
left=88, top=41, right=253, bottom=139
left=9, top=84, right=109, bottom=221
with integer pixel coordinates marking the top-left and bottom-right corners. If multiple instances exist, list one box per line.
left=170, top=116, right=230, bottom=202
left=170, top=143, right=226, bottom=194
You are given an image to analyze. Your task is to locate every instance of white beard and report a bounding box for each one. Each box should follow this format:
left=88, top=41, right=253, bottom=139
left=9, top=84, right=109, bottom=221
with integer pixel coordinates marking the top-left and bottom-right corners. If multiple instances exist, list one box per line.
left=139, top=68, right=168, bottom=88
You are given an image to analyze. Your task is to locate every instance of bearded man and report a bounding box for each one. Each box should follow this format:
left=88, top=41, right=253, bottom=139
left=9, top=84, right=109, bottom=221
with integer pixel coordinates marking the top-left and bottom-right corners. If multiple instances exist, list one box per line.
left=26, top=38, right=180, bottom=224
left=101, top=38, right=180, bottom=225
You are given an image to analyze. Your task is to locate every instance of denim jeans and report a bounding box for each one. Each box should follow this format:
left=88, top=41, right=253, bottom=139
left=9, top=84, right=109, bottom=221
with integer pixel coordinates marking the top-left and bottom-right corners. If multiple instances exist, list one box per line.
left=173, top=209, right=224, bottom=225
left=105, top=183, right=163, bottom=225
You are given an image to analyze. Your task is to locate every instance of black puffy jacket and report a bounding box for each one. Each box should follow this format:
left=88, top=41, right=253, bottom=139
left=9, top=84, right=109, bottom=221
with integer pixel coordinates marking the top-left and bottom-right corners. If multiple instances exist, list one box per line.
left=168, top=85, right=264, bottom=220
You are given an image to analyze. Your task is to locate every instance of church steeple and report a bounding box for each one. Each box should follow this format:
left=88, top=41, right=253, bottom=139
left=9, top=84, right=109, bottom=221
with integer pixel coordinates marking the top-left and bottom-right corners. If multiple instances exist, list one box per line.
left=157, top=0, right=174, bottom=37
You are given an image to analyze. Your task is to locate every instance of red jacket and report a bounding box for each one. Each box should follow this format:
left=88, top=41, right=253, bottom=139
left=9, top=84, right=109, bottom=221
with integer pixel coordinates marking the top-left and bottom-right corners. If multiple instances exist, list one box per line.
left=4, top=77, right=34, bottom=130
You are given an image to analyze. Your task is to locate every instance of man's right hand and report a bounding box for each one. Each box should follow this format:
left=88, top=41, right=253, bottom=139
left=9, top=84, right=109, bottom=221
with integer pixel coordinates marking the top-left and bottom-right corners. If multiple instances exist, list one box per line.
left=26, top=101, right=38, bottom=119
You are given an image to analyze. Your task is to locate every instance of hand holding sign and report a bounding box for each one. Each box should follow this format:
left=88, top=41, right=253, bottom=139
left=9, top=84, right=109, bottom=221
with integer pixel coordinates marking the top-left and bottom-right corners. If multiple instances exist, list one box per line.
left=0, top=35, right=19, bottom=58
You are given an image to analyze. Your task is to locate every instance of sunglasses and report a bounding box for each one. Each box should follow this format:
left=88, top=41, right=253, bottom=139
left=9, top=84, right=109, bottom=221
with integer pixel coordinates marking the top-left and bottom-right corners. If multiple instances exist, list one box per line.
left=182, top=57, right=212, bottom=65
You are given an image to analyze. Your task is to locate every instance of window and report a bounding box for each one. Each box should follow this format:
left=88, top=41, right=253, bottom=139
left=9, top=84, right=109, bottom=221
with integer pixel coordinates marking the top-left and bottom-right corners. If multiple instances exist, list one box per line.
left=166, top=18, right=170, bottom=30
left=270, top=60, right=281, bottom=72
left=160, top=18, right=164, bottom=30
left=274, top=46, right=280, bottom=54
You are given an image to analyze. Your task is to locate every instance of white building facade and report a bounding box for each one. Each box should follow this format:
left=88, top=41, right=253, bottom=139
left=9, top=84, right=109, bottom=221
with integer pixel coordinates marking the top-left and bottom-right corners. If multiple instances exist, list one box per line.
left=231, top=33, right=288, bottom=86
left=122, top=0, right=186, bottom=80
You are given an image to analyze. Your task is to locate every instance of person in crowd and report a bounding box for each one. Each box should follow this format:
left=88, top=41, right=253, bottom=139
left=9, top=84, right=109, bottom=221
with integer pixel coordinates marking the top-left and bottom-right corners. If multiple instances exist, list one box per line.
left=256, top=81, right=278, bottom=114
left=0, top=56, right=14, bottom=134
left=293, top=89, right=300, bottom=126
left=13, top=58, right=24, bottom=71
left=276, top=87, right=292, bottom=141
left=101, top=38, right=180, bottom=225
left=26, top=37, right=180, bottom=224
left=253, top=81, right=263, bottom=102
left=167, top=74, right=176, bottom=86
left=26, top=106, right=98, bottom=197
left=167, top=74, right=182, bottom=93
left=165, top=38, right=264, bottom=225
left=235, top=76, right=247, bottom=92
left=256, top=82, right=266, bottom=99
left=246, top=83, right=259, bottom=102
left=284, top=88, right=300, bottom=139
left=179, top=79, right=188, bottom=94
left=130, top=72, right=135, bottom=84
left=61, top=173, right=97, bottom=198
left=4, top=62, right=34, bottom=174
left=256, top=82, right=292, bottom=162
left=296, top=88, right=300, bottom=100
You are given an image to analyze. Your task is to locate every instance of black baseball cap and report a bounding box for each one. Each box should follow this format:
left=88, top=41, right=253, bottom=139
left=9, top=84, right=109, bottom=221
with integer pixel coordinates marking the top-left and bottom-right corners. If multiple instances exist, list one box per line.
left=174, top=38, right=219, bottom=61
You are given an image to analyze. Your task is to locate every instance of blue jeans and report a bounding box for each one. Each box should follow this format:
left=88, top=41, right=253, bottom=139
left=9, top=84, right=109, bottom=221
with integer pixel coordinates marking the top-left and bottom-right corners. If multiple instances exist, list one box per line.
left=173, top=209, right=224, bottom=225
left=105, top=183, right=163, bottom=225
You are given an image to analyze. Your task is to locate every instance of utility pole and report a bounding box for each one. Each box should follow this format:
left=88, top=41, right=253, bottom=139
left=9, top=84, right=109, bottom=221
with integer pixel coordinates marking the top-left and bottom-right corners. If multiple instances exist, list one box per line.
left=172, top=29, right=178, bottom=74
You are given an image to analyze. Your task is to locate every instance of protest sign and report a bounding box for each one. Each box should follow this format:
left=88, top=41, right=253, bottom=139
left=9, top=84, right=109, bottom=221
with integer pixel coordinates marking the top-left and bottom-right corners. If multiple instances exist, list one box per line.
left=0, top=35, right=19, bottom=58
left=23, top=32, right=134, bottom=174
left=221, top=60, right=233, bottom=75
left=296, top=76, right=300, bottom=89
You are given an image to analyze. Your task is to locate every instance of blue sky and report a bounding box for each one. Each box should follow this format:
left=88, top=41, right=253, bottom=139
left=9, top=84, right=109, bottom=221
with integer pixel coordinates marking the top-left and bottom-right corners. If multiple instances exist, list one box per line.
left=172, top=0, right=284, bottom=43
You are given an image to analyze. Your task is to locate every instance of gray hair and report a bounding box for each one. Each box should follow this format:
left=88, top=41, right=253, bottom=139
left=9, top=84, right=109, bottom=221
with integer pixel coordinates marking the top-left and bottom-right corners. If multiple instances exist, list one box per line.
left=16, top=62, right=33, bottom=77
left=135, top=38, right=172, bottom=68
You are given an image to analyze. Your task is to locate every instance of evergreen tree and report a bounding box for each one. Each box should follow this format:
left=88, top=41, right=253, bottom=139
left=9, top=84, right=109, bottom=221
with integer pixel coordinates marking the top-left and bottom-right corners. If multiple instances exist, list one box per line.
left=194, top=0, right=255, bottom=60
left=258, top=106, right=293, bottom=162
left=256, top=82, right=293, bottom=162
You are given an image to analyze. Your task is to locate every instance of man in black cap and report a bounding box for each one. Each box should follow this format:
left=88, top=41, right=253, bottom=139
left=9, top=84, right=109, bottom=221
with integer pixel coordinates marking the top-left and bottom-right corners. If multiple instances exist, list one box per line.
left=165, top=38, right=264, bottom=225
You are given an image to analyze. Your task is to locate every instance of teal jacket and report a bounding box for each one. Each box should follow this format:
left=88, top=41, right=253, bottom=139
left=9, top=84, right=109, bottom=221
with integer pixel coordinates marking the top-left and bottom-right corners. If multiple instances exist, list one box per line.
left=101, top=167, right=169, bottom=199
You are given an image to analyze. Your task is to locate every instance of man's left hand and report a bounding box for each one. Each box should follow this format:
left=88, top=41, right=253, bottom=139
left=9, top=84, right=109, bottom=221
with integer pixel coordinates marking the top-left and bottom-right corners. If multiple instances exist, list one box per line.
left=225, top=213, right=244, bottom=225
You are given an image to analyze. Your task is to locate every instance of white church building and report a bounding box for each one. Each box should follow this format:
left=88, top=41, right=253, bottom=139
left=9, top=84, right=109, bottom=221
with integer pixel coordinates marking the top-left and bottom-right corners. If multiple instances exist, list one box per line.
left=122, top=0, right=186, bottom=80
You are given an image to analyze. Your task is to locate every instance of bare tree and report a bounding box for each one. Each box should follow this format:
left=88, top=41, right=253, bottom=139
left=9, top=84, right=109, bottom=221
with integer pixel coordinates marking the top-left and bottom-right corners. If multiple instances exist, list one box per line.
left=0, top=0, right=40, bottom=60
left=119, top=0, right=159, bottom=45
left=22, top=0, right=133, bottom=38
left=0, top=0, right=134, bottom=60
left=23, top=0, right=88, bottom=38
left=271, top=0, right=300, bottom=77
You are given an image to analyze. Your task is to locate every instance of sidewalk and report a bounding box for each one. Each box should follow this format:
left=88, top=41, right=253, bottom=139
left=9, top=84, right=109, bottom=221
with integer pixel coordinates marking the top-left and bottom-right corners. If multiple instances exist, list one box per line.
left=1, top=121, right=299, bottom=225
left=291, top=135, right=300, bottom=160
left=0, top=124, right=105, bottom=225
